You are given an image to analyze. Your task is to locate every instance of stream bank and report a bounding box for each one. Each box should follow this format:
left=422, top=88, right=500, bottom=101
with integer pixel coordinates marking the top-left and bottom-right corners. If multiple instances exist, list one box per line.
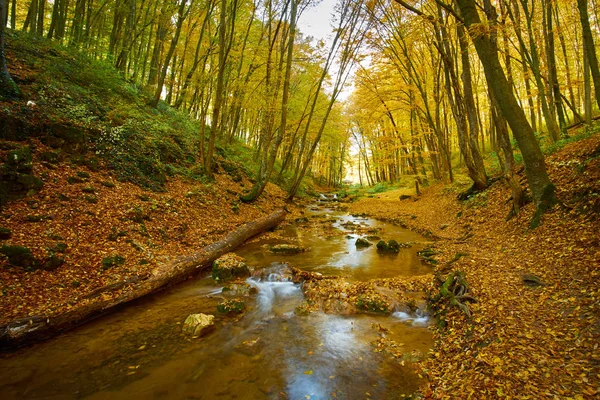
left=0, top=198, right=435, bottom=399
left=348, top=134, right=600, bottom=398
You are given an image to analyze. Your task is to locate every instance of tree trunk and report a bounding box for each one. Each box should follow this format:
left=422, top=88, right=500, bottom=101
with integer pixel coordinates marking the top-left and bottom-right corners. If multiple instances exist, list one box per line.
left=0, top=210, right=286, bottom=350
left=577, top=0, right=600, bottom=109
left=456, top=0, right=556, bottom=227
left=0, top=0, right=19, bottom=99
left=204, top=0, right=229, bottom=179
left=242, top=0, right=297, bottom=202
left=152, top=0, right=189, bottom=107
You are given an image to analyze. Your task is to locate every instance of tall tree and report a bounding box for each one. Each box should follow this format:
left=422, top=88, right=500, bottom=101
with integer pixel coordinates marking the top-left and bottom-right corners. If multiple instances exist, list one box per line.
left=242, top=0, right=298, bottom=202
left=577, top=0, right=600, bottom=109
left=454, top=0, right=556, bottom=226
left=0, top=0, right=19, bottom=99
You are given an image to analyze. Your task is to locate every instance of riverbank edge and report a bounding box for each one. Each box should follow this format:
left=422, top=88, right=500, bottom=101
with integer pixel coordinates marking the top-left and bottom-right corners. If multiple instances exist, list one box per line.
left=347, top=134, right=600, bottom=398
left=0, top=209, right=287, bottom=350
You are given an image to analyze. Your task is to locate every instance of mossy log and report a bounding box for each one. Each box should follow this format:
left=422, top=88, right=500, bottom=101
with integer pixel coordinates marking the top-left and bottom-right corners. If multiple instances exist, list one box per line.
left=0, top=209, right=286, bottom=350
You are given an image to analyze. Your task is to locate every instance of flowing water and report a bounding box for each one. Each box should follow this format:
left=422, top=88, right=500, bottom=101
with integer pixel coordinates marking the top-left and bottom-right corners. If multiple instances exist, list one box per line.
left=0, top=200, right=434, bottom=399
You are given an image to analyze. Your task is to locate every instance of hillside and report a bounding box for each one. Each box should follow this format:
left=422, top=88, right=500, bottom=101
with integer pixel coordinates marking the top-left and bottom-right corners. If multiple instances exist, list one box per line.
left=0, top=32, right=287, bottom=327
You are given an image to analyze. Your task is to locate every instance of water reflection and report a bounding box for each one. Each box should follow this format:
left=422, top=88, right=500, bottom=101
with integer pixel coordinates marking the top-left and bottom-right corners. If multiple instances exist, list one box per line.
left=0, top=204, right=434, bottom=399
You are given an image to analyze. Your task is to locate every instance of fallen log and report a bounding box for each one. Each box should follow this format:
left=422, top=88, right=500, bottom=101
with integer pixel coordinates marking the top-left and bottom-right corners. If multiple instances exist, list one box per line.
left=0, top=209, right=286, bottom=350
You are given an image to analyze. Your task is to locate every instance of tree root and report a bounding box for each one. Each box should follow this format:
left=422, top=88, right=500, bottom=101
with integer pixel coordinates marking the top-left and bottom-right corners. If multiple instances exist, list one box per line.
left=428, top=271, right=477, bottom=326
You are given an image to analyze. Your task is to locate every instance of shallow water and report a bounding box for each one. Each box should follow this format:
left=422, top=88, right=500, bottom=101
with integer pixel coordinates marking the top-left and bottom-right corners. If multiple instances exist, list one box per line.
left=0, top=201, right=434, bottom=399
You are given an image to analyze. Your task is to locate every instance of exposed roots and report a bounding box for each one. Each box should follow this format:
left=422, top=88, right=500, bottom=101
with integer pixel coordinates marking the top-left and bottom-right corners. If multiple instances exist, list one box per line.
left=428, top=271, right=477, bottom=327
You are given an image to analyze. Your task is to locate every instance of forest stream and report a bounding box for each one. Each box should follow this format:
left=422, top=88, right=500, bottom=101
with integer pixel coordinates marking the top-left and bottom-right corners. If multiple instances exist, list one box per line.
left=0, top=199, right=434, bottom=399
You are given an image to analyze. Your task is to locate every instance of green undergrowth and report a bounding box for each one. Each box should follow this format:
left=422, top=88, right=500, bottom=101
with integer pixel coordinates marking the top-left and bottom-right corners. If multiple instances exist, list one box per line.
left=0, top=32, right=262, bottom=192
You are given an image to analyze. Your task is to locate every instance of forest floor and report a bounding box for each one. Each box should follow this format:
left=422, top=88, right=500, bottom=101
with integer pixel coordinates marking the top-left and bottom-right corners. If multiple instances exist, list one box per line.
left=0, top=140, right=287, bottom=326
left=349, top=133, right=600, bottom=398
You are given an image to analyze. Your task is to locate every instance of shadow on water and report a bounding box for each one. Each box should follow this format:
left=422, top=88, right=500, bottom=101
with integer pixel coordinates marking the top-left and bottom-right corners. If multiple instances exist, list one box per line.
left=0, top=201, right=434, bottom=399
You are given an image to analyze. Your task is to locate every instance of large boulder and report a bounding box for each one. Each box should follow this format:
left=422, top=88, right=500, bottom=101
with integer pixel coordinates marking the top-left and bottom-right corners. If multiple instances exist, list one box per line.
left=212, top=253, right=250, bottom=282
left=182, top=313, right=215, bottom=337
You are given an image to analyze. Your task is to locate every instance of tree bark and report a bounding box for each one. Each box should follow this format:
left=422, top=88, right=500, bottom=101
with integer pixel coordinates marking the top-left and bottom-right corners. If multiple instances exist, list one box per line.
left=455, top=0, right=556, bottom=227
left=577, top=0, right=600, bottom=110
left=0, top=209, right=286, bottom=350
left=0, top=0, right=19, bottom=99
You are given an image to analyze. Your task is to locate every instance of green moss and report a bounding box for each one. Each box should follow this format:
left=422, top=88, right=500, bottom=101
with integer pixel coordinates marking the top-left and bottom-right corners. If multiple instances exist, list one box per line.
left=0, top=245, right=37, bottom=267
left=376, top=240, right=400, bottom=253
left=102, top=255, right=125, bottom=270
left=40, top=151, right=60, bottom=164
left=355, top=238, right=371, bottom=248
left=84, top=194, right=98, bottom=203
left=0, top=227, right=11, bottom=240
left=17, top=174, right=44, bottom=190
left=82, top=186, right=95, bottom=193
left=100, top=181, right=115, bottom=188
left=217, top=299, right=245, bottom=314
left=67, top=176, right=84, bottom=184
left=108, top=228, right=127, bottom=241
left=76, top=171, right=90, bottom=179
left=6, top=146, right=32, bottom=171
left=355, top=295, right=390, bottom=314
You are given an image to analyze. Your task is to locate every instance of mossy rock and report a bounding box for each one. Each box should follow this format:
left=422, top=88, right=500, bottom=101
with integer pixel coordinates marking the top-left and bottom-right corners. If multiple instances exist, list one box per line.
left=77, top=171, right=91, bottom=179
left=17, top=174, right=44, bottom=190
left=0, top=227, right=11, bottom=240
left=102, top=255, right=125, bottom=270
left=40, top=151, right=60, bottom=164
left=53, top=124, right=85, bottom=144
left=376, top=240, right=400, bottom=253
left=355, top=238, right=371, bottom=248
left=0, top=245, right=37, bottom=268
left=269, top=244, right=305, bottom=254
left=84, top=157, right=101, bottom=172
left=67, top=176, right=85, bottom=184
left=212, top=253, right=250, bottom=282
left=217, top=299, right=246, bottom=314
left=82, top=186, right=95, bottom=193
left=182, top=313, right=215, bottom=337
left=85, top=194, right=98, bottom=203
left=6, top=146, right=33, bottom=172
left=100, top=181, right=115, bottom=188
left=42, top=136, right=65, bottom=149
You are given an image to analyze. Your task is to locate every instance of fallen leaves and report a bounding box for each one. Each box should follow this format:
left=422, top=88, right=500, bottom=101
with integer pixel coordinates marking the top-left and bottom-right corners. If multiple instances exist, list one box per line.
left=349, top=134, right=600, bottom=398
left=0, top=140, right=287, bottom=325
